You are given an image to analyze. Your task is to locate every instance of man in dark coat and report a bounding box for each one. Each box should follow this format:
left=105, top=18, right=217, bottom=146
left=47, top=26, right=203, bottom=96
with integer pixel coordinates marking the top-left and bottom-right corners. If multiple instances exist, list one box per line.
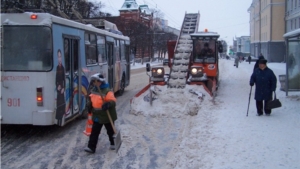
left=200, top=43, right=213, bottom=57
left=250, top=59, right=277, bottom=116
left=248, top=55, right=251, bottom=64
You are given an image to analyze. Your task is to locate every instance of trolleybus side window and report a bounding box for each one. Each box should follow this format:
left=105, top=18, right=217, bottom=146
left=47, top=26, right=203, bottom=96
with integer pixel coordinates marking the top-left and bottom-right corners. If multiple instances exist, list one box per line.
left=85, top=33, right=97, bottom=65
left=2, top=26, right=52, bottom=71
left=107, top=43, right=113, bottom=65
left=97, top=35, right=107, bottom=63
left=115, top=40, right=120, bottom=61
left=120, top=40, right=126, bottom=61
left=64, top=39, right=70, bottom=72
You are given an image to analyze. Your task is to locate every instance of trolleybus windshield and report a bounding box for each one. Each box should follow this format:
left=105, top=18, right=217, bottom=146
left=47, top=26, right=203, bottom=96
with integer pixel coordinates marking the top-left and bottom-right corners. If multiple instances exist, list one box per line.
left=2, top=26, right=52, bottom=71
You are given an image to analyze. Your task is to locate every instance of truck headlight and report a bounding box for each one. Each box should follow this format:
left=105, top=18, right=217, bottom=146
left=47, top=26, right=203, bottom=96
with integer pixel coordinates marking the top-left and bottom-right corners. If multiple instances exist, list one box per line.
left=157, top=68, right=163, bottom=75
left=152, top=67, right=164, bottom=77
left=191, top=68, right=198, bottom=74
left=190, top=66, right=204, bottom=77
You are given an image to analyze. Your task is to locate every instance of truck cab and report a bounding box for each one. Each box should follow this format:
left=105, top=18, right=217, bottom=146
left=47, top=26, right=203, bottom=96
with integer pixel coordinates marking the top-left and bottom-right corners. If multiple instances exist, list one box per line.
left=187, top=30, right=223, bottom=95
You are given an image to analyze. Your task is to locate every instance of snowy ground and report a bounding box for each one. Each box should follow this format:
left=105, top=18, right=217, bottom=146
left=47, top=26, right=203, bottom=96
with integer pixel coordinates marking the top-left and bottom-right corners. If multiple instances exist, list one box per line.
left=129, top=59, right=300, bottom=169
left=1, top=59, right=299, bottom=169
left=130, top=58, right=164, bottom=70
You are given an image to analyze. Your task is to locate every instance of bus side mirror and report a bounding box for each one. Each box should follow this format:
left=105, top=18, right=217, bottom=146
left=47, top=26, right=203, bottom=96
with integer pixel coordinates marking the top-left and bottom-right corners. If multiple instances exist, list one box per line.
left=146, top=63, right=150, bottom=72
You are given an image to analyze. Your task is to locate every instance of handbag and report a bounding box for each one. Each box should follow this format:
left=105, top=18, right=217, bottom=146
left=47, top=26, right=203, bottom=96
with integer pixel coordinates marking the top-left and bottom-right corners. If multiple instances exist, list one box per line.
left=266, top=92, right=282, bottom=109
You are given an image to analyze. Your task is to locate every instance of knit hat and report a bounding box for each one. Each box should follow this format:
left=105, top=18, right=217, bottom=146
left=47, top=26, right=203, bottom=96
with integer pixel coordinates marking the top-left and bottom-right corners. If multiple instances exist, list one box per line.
left=90, top=73, right=106, bottom=82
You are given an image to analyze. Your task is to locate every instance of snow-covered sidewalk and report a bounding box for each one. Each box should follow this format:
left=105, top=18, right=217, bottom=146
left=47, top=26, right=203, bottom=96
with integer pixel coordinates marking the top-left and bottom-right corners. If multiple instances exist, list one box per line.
left=191, top=60, right=300, bottom=169
left=129, top=59, right=300, bottom=169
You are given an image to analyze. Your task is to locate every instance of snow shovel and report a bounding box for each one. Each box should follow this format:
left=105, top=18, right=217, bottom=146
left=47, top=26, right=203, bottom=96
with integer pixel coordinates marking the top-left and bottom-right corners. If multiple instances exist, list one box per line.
left=106, top=110, right=122, bottom=152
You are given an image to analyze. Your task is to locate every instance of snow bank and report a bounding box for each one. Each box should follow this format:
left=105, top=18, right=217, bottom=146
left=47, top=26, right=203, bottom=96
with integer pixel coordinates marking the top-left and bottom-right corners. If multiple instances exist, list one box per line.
left=130, top=85, right=212, bottom=118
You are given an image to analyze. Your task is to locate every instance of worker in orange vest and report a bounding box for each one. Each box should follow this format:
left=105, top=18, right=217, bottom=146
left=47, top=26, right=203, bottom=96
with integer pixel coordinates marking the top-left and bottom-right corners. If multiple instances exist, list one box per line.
left=84, top=73, right=117, bottom=153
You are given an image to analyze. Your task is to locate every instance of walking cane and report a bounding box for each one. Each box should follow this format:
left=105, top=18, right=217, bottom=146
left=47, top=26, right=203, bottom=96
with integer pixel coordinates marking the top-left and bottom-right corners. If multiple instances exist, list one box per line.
left=246, top=86, right=252, bottom=116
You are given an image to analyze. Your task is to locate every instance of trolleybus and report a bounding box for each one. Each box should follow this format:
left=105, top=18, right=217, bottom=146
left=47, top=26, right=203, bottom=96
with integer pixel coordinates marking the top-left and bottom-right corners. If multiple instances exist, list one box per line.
left=0, top=12, right=131, bottom=126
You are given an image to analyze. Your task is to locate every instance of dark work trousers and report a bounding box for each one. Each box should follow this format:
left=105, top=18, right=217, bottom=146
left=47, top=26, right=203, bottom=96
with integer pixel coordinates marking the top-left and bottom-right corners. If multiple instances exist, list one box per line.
left=256, top=100, right=272, bottom=115
left=88, top=122, right=115, bottom=152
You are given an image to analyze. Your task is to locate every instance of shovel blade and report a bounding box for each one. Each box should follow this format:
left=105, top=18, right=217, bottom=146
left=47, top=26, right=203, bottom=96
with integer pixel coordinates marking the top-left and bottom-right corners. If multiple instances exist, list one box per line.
left=113, top=130, right=122, bottom=153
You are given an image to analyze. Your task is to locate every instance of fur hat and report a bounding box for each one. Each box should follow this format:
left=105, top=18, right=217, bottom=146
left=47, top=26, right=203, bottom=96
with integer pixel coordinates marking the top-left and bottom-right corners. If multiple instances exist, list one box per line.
left=90, top=73, right=106, bottom=82
left=258, top=55, right=265, bottom=60
left=258, top=59, right=267, bottom=64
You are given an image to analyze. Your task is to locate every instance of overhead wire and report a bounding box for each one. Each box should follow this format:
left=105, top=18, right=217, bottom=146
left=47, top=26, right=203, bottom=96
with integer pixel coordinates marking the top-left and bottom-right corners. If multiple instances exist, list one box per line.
left=135, top=0, right=182, bottom=29
left=108, top=0, right=118, bottom=11
left=213, top=22, right=249, bottom=30
left=102, top=0, right=118, bottom=15
left=200, top=16, right=250, bottom=23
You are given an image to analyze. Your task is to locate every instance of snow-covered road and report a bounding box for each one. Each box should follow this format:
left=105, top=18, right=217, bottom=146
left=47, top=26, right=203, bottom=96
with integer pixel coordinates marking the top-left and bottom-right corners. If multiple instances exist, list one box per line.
left=1, top=59, right=299, bottom=169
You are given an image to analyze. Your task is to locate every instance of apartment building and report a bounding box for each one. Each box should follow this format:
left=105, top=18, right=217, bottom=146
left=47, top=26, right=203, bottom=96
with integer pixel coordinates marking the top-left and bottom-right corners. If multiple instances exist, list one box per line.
left=248, top=0, right=285, bottom=62
left=285, top=0, right=300, bottom=32
left=235, top=36, right=251, bottom=53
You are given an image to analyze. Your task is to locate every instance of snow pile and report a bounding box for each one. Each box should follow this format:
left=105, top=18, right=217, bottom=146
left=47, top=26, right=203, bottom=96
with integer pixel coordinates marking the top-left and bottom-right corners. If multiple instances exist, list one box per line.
left=125, top=60, right=300, bottom=169
left=130, top=85, right=212, bottom=118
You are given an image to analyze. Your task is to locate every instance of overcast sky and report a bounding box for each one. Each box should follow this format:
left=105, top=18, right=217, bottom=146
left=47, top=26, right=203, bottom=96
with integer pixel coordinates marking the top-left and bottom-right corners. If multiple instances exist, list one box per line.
left=98, top=0, right=253, bottom=46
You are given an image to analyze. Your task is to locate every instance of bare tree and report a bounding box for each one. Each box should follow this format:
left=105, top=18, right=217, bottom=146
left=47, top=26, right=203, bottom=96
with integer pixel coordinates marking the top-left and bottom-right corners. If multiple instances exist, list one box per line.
left=1, top=0, right=43, bottom=12
left=0, top=0, right=110, bottom=21
left=149, top=8, right=164, bottom=21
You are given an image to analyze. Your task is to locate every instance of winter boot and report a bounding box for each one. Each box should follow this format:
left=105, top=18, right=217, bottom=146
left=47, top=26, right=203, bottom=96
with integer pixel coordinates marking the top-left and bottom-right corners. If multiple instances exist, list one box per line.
left=110, top=145, right=116, bottom=150
left=84, top=147, right=95, bottom=153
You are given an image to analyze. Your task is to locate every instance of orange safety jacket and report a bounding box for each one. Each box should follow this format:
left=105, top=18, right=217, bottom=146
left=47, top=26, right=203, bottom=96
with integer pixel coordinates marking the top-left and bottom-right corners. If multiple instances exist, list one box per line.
left=87, top=87, right=117, bottom=124
left=89, top=90, right=116, bottom=109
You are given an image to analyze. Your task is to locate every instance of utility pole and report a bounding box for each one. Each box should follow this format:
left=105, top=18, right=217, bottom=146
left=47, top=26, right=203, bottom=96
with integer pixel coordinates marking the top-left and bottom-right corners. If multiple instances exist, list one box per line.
left=153, top=28, right=155, bottom=62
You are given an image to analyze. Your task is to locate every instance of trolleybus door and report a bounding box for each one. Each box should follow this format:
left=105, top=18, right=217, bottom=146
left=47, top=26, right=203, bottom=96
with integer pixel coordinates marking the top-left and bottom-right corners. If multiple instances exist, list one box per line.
left=63, top=36, right=80, bottom=122
left=107, top=42, right=114, bottom=90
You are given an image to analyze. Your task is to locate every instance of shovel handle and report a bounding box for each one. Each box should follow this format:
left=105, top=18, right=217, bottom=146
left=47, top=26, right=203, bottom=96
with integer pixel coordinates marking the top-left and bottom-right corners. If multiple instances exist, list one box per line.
left=106, top=110, right=117, bottom=134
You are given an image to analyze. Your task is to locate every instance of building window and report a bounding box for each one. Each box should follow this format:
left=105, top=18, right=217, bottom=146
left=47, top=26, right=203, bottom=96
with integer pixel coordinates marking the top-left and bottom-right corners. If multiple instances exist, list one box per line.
left=291, top=19, right=293, bottom=30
